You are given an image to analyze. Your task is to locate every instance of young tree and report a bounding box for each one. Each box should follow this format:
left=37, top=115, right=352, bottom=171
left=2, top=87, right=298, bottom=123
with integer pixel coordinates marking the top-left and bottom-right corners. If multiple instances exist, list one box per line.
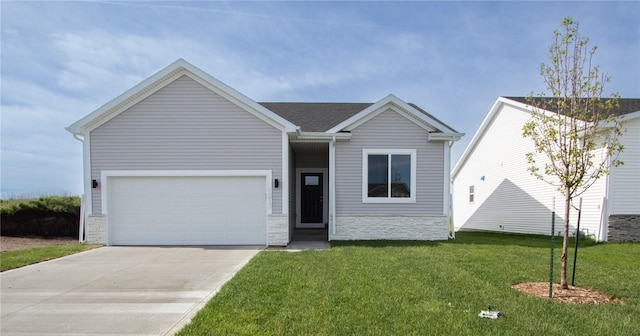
left=522, top=17, right=624, bottom=289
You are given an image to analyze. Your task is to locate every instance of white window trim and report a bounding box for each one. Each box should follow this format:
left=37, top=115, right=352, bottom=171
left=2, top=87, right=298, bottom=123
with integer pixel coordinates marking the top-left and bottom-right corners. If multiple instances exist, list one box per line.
left=362, top=149, right=417, bottom=203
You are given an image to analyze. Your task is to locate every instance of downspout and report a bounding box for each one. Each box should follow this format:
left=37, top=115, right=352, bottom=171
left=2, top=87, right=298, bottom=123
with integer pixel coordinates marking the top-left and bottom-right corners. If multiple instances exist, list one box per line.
left=447, top=140, right=455, bottom=239
left=600, top=140, right=613, bottom=242
left=72, top=133, right=86, bottom=243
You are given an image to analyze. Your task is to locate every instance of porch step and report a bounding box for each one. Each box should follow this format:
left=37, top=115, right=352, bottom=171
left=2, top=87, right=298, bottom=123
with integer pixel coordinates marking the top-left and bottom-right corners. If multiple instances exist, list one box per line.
left=292, top=228, right=328, bottom=242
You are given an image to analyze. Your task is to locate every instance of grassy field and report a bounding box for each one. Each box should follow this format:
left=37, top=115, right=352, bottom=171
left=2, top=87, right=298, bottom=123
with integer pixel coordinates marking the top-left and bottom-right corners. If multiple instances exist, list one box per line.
left=0, top=244, right=100, bottom=271
left=177, top=232, right=639, bottom=336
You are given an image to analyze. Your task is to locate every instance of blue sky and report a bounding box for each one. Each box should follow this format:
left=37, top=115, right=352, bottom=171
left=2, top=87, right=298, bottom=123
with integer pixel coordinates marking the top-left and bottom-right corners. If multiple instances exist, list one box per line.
left=1, top=1, right=639, bottom=197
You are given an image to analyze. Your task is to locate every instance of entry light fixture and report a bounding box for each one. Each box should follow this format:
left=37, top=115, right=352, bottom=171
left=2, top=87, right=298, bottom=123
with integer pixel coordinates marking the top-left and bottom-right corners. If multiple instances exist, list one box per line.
left=274, top=179, right=279, bottom=188
left=92, top=179, right=99, bottom=188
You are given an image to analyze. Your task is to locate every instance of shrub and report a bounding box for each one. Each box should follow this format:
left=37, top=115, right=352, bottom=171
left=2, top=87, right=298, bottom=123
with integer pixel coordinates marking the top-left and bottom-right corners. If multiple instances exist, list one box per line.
left=0, top=196, right=81, bottom=238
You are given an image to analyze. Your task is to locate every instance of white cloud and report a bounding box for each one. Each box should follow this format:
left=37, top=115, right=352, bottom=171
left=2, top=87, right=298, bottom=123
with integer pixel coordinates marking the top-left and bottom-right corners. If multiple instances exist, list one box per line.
left=52, top=30, right=191, bottom=93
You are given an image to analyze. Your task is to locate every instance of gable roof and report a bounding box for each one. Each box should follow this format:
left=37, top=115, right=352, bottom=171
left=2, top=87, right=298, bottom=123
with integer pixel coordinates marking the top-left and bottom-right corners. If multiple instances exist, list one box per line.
left=67, top=59, right=298, bottom=134
left=505, top=97, right=640, bottom=117
left=452, top=96, right=640, bottom=179
left=326, top=94, right=462, bottom=138
left=67, top=59, right=461, bottom=139
left=261, top=101, right=460, bottom=134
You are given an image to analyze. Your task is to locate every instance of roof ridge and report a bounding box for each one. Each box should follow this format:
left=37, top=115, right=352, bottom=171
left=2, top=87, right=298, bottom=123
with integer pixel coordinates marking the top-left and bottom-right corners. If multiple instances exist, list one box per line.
left=259, top=101, right=373, bottom=104
left=503, top=96, right=640, bottom=116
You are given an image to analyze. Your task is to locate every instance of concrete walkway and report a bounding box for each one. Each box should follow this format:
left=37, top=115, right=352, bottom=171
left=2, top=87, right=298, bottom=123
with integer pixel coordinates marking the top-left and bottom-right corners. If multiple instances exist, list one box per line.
left=1, top=246, right=261, bottom=335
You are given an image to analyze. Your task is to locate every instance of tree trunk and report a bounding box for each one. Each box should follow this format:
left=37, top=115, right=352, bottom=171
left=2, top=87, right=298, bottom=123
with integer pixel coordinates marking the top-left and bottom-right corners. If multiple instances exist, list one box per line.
left=561, top=190, right=571, bottom=289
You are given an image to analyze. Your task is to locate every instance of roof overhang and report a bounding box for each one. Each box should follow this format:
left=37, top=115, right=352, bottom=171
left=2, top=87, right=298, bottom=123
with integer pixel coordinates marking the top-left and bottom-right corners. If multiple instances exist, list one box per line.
left=427, top=132, right=464, bottom=142
left=451, top=96, right=636, bottom=179
left=290, top=130, right=351, bottom=142
left=66, top=59, right=298, bottom=135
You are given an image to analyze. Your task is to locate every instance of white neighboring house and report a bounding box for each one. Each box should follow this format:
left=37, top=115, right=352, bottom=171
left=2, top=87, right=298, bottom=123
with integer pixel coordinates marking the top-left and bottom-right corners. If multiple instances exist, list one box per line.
left=452, top=97, right=640, bottom=242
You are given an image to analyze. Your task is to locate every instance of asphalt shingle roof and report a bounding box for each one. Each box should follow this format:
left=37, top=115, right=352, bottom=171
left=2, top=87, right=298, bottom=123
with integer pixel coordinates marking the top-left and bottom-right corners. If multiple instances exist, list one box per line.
left=259, top=102, right=372, bottom=132
left=260, top=102, right=458, bottom=133
left=505, top=97, right=640, bottom=117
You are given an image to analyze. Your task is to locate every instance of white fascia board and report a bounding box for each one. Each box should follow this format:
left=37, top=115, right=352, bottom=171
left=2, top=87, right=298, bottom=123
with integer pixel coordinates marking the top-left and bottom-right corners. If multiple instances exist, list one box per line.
left=505, top=96, right=632, bottom=137
left=67, top=59, right=297, bottom=134
left=599, top=110, right=640, bottom=129
left=621, top=110, right=640, bottom=121
left=327, top=94, right=458, bottom=134
left=428, top=132, right=465, bottom=142
left=293, top=130, right=351, bottom=141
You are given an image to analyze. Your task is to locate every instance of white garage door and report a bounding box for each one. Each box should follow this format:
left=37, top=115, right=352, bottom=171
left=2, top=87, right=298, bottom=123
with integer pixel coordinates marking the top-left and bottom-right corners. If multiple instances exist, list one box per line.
left=107, top=175, right=267, bottom=245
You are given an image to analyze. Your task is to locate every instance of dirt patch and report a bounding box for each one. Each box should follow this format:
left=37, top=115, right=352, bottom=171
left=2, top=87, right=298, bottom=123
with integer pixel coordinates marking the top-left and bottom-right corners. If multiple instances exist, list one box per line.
left=512, top=282, right=622, bottom=305
left=1, top=236, right=78, bottom=252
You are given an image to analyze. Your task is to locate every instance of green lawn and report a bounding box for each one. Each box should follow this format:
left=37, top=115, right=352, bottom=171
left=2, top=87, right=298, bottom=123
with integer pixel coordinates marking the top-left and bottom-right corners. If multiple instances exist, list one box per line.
left=0, top=243, right=100, bottom=271
left=177, top=232, right=639, bottom=336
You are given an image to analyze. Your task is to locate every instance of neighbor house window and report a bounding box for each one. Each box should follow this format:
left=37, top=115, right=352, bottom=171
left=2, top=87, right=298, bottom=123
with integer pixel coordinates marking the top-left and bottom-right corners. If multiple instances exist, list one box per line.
left=362, top=149, right=416, bottom=203
left=469, top=185, right=475, bottom=203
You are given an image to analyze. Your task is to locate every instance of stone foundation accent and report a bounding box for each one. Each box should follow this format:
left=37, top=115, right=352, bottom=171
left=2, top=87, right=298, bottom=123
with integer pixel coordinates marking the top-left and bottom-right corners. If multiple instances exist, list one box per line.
left=86, top=214, right=107, bottom=245
left=331, top=215, right=448, bottom=241
left=608, top=214, right=640, bottom=242
left=267, top=214, right=289, bottom=246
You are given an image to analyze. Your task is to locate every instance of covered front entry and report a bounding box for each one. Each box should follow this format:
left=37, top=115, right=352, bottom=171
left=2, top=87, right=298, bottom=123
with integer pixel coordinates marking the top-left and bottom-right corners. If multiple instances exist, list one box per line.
left=104, top=172, right=270, bottom=246
left=291, top=142, right=330, bottom=235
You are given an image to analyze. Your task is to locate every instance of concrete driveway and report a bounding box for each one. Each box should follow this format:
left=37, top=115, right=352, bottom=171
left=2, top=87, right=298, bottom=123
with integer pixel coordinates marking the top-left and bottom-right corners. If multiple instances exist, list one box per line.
left=1, top=246, right=261, bottom=335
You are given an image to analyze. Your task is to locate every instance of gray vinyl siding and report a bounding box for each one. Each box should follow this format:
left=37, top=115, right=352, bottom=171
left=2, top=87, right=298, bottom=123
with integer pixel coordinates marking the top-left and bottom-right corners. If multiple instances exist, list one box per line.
left=90, top=75, right=283, bottom=214
left=335, top=109, right=445, bottom=215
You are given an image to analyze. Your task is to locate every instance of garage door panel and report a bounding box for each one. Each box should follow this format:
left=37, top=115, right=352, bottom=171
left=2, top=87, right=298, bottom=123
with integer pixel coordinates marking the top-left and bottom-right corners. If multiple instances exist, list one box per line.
left=107, top=175, right=267, bottom=245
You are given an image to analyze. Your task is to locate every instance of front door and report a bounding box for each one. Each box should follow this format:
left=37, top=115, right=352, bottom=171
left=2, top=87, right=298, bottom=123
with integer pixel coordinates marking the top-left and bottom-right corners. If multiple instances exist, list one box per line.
left=301, top=173, right=323, bottom=223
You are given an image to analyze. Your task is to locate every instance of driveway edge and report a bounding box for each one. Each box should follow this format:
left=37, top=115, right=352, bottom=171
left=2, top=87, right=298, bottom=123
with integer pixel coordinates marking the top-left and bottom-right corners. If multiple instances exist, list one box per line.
left=164, top=247, right=263, bottom=335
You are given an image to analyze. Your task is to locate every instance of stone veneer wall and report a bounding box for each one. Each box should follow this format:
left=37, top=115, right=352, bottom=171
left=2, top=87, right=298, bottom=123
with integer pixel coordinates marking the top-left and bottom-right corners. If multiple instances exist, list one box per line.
left=267, top=214, right=289, bottom=246
left=608, top=215, right=640, bottom=242
left=86, top=214, right=107, bottom=244
left=331, top=215, right=449, bottom=241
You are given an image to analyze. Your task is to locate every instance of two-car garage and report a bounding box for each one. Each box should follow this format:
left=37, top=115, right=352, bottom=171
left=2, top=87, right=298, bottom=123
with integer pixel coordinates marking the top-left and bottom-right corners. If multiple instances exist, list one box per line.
left=104, top=172, right=270, bottom=246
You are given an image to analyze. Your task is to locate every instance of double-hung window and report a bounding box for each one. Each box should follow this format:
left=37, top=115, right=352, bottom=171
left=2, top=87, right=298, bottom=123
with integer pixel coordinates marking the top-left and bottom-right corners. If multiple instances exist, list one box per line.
left=362, top=149, right=416, bottom=203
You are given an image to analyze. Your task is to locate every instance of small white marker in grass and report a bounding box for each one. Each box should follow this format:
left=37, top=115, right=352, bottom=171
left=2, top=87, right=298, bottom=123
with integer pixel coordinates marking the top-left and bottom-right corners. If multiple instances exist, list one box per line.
left=478, top=310, right=501, bottom=319
left=478, top=303, right=501, bottom=319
